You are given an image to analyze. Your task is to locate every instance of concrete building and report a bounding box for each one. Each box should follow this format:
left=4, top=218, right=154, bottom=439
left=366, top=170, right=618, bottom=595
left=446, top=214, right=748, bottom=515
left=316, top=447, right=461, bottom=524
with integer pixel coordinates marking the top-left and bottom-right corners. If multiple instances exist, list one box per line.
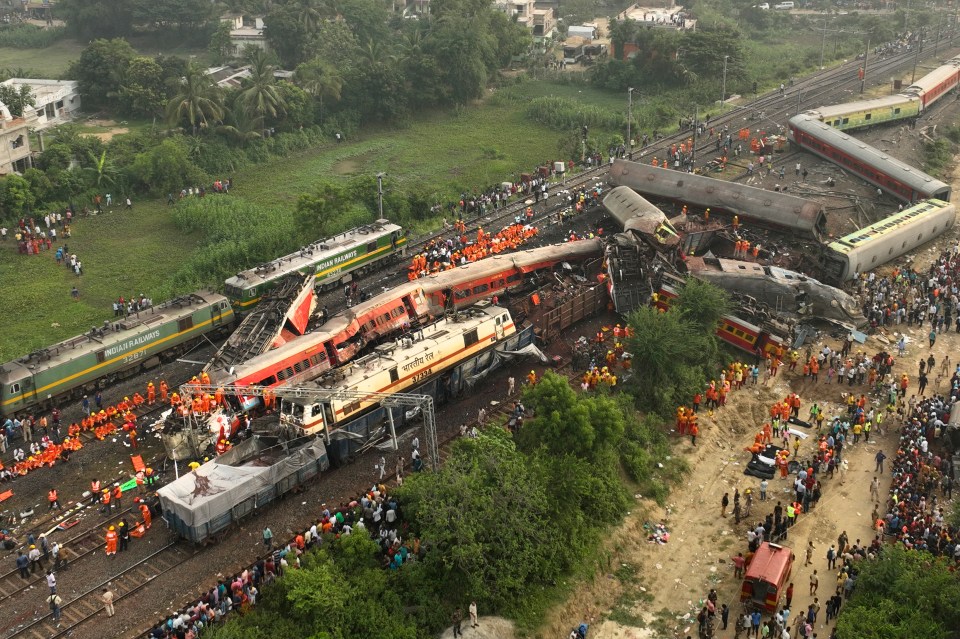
left=0, top=78, right=80, bottom=130
left=222, top=14, right=268, bottom=57
left=494, top=0, right=555, bottom=38
left=0, top=103, right=34, bottom=175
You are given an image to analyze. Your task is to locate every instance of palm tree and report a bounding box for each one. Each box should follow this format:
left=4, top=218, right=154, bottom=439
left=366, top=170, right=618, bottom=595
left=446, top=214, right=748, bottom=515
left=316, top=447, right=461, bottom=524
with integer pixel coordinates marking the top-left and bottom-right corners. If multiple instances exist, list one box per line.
left=166, top=64, right=225, bottom=134
left=293, top=57, right=342, bottom=123
left=297, top=0, right=329, bottom=31
left=217, top=94, right=264, bottom=145
left=239, top=49, right=286, bottom=125
left=83, top=150, right=119, bottom=189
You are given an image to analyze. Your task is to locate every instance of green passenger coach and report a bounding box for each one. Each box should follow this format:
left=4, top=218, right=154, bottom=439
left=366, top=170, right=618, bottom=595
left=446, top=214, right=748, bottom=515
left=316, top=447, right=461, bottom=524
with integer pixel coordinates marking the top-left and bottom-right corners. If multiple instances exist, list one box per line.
left=224, top=219, right=407, bottom=311
left=0, top=292, right=235, bottom=417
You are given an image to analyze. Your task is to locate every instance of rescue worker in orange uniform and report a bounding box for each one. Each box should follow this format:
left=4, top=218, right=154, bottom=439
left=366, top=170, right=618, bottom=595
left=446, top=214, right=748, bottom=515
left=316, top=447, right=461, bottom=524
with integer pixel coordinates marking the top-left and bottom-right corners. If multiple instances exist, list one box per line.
left=105, top=526, right=118, bottom=556
left=101, top=488, right=111, bottom=514
left=527, top=370, right=537, bottom=386
left=139, top=501, right=151, bottom=529
left=113, top=484, right=123, bottom=510
left=146, top=382, right=156, bottom=405
left=48, top=489, right=61, bottom=511
left=91, top=479, right=101, bottom=505
left=159, top=380, right=169, bottom=403
left=132, top=392, right=144, bottom=407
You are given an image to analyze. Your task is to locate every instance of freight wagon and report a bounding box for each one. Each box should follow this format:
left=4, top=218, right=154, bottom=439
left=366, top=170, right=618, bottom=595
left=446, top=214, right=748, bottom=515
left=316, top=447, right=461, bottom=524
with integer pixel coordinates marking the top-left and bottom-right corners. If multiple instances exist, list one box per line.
left=158, top=435, right=329, bottom=544
left=0, top=292, right=234, bottom=418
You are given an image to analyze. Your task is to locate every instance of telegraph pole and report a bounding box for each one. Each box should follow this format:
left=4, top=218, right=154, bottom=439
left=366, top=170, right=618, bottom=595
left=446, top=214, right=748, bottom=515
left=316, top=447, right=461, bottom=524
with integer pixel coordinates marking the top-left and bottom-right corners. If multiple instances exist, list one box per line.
left=690, top=104, right=698, bottom=172
left=819, top=14, right=828, bottom=69
left=860, top=38, right=870, bottom=94
left=627, top=87, right=634, bottom=154
left=376, top=172, right=386, bottom=220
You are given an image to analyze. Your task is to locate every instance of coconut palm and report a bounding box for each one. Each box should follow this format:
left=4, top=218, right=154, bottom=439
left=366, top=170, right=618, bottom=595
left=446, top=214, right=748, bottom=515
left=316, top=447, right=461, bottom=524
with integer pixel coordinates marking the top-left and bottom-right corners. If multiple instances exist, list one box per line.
left=239, top=49, right=286, bottom=125
left=293, top=57, right=343, bottom=123
left=166, top=64, right=225, bottom=135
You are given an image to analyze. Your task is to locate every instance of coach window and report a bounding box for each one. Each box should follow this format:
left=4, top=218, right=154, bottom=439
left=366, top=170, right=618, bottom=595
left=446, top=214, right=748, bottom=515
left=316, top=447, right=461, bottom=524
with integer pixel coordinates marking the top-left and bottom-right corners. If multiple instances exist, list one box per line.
left=871, top=256, right=877, bottom=264
left=888, top=247, right=894, bottom=255
left=506, top=273, right=522, bottom=283
left=464, top=328, right=479, bottom=347
left=865, top=114, right=871, bottom=120
left=894, top=108, right=901, bottom=114
left=842, top=117, right=849, bottom=124
left=902, top=241, right=908, bottom=249
left=918, top=233, right=923, bottom=241
left=473, top=284, right=489, bottom=295
left=9, top=383, right=20, bottom=395
left=343, top=400, right=361, bottom=416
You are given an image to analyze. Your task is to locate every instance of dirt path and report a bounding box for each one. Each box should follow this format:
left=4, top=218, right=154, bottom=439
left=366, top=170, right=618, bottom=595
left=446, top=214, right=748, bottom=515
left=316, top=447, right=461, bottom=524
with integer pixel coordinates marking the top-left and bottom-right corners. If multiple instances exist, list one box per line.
left=540, top=228, right=960, bottom=639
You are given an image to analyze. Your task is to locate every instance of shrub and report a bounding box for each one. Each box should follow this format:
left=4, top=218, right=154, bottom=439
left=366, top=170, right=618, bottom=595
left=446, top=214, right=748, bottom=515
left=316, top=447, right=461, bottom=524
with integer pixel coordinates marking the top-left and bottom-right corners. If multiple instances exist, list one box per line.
left=0, top=25, right=65, bottom=49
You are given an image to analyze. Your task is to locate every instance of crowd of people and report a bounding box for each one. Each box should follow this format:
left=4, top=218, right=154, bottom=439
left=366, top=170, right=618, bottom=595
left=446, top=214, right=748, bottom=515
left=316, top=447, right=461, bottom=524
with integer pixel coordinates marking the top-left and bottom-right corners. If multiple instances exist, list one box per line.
left=146, top=482, right=415, bottom=638
left=856, top=244, right=960, bottom=334
left=406, top=222, right=540, bottom=280
left=879, top=394, right=958, bottom=556
left=5, top=214, right=73, bottom=256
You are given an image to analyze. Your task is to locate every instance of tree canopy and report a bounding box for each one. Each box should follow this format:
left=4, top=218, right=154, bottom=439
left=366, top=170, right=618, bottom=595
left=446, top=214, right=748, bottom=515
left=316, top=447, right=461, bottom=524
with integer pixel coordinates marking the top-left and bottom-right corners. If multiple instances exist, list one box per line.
left=835, top=546, right=960, bottom=639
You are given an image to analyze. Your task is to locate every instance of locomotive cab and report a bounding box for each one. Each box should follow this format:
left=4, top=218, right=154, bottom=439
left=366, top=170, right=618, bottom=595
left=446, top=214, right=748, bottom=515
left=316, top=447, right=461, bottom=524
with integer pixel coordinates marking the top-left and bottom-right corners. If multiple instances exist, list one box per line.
left=280, top=398, right=329, bottom=437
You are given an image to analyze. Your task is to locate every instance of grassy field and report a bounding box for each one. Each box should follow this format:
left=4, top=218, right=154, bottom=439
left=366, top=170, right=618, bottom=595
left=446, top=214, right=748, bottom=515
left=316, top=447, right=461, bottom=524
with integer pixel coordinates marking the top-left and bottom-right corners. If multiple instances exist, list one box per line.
left=0, top=39, right=84, bottom=76
left=0, top=201, right=198, bottom=361
left=231, top=82, right=620, bottom=214
left=0, top=78, right=624, bottom=360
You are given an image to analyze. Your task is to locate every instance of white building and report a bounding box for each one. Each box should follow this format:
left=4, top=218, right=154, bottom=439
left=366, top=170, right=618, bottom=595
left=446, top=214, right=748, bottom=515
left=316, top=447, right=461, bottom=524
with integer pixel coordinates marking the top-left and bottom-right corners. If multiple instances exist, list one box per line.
left=494, top=0, right=555, bottom=38
left=222, top=14, right=268, bottom=57
left=0, top=79, right=80, bottom=130
left=0, top=103, right=35, bottom=175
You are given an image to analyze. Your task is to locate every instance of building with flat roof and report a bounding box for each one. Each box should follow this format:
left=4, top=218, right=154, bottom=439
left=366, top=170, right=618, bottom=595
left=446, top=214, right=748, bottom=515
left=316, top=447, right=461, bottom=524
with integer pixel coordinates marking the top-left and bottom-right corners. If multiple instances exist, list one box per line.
left=0, top=78, right=80, bottom=130
left=0, top=103, right=35, bottom=175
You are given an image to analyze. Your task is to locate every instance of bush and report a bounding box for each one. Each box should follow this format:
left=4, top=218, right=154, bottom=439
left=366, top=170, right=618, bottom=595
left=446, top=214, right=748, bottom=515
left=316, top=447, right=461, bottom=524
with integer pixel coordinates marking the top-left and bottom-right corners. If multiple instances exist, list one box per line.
left=165, top=197, right=299, bottom=294
left=0, top=24, right=65, bottom=49
left=524, top=96, right=624, bottom=131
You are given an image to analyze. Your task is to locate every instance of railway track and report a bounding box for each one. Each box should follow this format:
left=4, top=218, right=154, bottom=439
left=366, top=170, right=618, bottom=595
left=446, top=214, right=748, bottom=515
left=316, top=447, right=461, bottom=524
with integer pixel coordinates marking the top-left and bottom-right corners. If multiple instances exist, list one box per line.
left=5, top=540, right=194, bottom=639
left=0, top=504, right=139, bottom=605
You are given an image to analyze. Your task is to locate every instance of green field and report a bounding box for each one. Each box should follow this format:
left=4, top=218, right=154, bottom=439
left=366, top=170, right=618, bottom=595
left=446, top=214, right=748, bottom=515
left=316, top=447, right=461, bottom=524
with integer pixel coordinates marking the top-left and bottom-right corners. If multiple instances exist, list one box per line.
left=0, top=202, right=198, bottom=361
left=0, top=39, right=84, bottom=77
left=0, top=79, right=627, bottom=361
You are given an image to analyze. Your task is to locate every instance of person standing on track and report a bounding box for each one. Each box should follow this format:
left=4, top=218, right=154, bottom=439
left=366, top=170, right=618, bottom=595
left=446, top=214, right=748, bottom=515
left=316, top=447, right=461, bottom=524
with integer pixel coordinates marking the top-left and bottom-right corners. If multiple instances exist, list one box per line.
left=48, top=488, right=61, bottom=511
left=113, top=484, right=123, bottom=510
left=48, top=592, right=63, bottom=624
left=101, top=588, right=115, bottom=617
left=105, top=526, right=118, bottom=557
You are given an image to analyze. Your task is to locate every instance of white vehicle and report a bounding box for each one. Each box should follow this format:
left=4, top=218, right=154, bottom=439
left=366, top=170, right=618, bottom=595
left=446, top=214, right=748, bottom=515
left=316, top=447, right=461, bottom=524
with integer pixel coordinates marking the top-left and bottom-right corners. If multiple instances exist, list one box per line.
left=756, top=3, right=770, bottom=8
left=774, top=1, right=794, bottom=9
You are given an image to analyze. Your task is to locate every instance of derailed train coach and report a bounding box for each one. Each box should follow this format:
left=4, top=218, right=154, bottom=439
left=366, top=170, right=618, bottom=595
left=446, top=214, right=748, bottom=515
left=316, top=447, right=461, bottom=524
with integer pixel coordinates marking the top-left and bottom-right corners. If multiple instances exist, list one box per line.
left=608, top=159, right=827, bottom=239
left=820, top=199, right=957, bottom=281
left=788, top=115, right=951, bottom=203
left=278, top=303, right=541, bottom=464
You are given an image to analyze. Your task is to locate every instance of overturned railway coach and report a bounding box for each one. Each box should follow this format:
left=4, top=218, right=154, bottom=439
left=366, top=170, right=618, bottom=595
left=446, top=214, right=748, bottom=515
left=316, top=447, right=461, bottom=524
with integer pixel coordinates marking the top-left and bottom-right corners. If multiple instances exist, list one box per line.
left=608, top=159, right=827, bottom=238
left=788, top=115, right=951, bottom=203
left=820, top=199, right=957, bottom=281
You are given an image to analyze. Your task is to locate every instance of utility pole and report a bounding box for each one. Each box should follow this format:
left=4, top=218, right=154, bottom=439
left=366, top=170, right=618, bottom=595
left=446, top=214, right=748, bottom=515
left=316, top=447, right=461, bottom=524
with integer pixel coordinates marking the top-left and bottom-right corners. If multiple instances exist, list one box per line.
left=911, top=29, right=922, bottom=83
left=690, top=104, right=698, bottom=172
left=819, top=14, right=828, bottom=69
left=376, top=172, right=385, bottom=220
left=796, top=88, right=803, bottom=115
left=627, top=87, right=634, bottom=154
left=860, top=37, right=870, bottom=94
left=721, top=55, right=729, bottom=111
